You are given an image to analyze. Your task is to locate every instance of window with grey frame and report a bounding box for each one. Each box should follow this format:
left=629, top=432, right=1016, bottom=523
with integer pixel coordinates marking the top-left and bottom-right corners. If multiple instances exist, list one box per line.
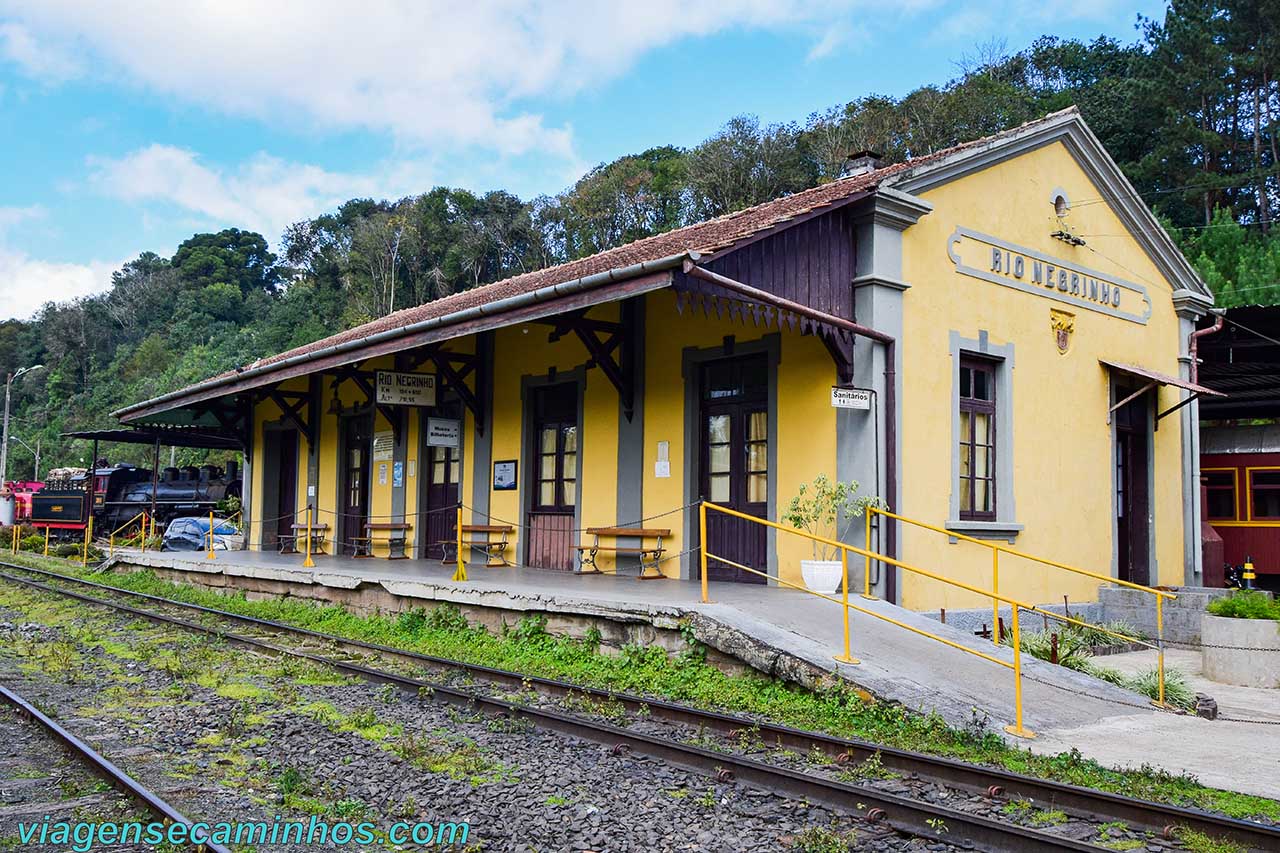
left=958, top=355, right=997, bottom=520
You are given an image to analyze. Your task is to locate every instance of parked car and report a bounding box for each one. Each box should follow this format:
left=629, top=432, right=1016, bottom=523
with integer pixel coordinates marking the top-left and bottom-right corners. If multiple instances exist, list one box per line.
left=161, top=516, right=243, bottom=551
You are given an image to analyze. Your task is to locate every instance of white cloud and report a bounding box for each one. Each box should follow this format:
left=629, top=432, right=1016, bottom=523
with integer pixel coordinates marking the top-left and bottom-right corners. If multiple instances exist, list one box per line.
left=0, top=204, right=45, bottom=232
left=0, top=248, right=114, bottom=321
left=0, top=21, right=80, bottom=82
left=86, top=145, right=436, bottom=244
left=0, top=1, right=873, bottom=160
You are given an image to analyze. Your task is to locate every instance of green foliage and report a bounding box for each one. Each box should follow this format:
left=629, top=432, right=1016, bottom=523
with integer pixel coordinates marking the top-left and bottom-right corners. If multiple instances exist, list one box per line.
left=1123, top=666, right=1196, bottom=710
left=1207, top=589, right=1280, bottom=620
left=790, top=825, right=855, bottom=852
left=781, top=475, right=884, bottom=561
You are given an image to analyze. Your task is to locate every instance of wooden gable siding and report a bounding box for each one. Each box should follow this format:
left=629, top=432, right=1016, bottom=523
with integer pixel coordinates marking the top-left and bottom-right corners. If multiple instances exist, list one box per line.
left=698, top=206, right=857, bottom=319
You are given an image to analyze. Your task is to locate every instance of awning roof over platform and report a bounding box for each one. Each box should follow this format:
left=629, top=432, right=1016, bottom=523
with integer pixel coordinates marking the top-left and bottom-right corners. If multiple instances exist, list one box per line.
left=64, top=428, right=242, bottom=450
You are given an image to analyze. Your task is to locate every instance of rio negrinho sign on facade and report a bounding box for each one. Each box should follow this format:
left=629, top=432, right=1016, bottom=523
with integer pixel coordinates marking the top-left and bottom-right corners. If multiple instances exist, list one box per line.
left=947, top=226, right=1152, bottom=324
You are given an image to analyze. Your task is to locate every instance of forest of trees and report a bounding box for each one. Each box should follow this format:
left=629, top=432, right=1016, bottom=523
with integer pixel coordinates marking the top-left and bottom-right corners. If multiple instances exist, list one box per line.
left=3, top=0, right=1280, bottom=477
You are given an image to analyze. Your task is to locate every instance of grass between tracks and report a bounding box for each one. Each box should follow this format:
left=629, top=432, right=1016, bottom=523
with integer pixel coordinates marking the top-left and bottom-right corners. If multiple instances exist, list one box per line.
left=4, top=553, right=1277, bottom=829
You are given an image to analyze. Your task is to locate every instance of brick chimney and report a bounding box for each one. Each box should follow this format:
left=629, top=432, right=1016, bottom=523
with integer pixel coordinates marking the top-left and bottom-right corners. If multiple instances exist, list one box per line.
left=840, top=150, right=883, bottom=178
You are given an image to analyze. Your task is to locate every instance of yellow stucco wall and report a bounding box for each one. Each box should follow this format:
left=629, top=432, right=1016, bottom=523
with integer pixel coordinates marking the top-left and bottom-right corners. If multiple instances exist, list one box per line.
left=641, top=292, right=839, bottom=583
left=898, top=140, right=1186, bottom=610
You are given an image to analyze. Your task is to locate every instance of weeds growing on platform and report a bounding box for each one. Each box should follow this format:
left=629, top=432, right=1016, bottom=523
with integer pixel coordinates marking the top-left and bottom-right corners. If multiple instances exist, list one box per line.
left=4, top=553, right=1278, bottom=824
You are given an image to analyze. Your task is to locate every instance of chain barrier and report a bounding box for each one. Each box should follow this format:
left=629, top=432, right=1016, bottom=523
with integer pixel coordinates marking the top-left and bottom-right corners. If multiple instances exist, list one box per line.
left=456, top=500, right=701, bottom=536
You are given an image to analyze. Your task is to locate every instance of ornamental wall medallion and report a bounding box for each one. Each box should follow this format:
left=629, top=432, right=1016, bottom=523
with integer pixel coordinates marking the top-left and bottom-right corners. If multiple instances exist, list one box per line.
left=1050, top=308, right=1075, bottom=354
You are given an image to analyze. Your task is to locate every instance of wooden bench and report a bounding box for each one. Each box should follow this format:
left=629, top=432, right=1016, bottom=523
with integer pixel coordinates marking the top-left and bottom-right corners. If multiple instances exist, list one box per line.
left=439, top=524, right=513, bottom=567
left=576, top=527, right=670, bottom=579
left=352, top=522, right=413, bottom=559
left=279, top=523, right=329, bottom=555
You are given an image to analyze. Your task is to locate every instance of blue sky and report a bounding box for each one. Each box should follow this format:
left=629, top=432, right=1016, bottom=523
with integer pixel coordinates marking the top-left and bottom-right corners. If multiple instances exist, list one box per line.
left=0, top=1, right=1163, bottom=320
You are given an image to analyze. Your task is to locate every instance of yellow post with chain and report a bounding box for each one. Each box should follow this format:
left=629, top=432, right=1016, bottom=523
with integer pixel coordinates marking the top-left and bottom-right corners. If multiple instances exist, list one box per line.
left=699, top=502, right=710, bottom=603
left=11, top=524, right=17, bottom=554
left=991, top=548, right=1001, bottom=646
left=1155, top=595, right=1166, bottom=707
left=452, top=506, right=466, bottom=581
left=302, top=506, right=315, bottom=568
left=206, top=511, right=216, bottom=560
left=862, top=510, right=873, bottom=599
left=1003, top=605, right=1036, bottom=739
left=43, top=526, right=50, bottom=556
left=834, top=545, right=859, bottom=664
left=82, top=515, right=93, bottom=568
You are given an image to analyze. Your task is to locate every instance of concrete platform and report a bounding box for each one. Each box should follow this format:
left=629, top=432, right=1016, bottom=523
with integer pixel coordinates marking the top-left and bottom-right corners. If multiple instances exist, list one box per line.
left=104, top=549, right=1280, bottom=800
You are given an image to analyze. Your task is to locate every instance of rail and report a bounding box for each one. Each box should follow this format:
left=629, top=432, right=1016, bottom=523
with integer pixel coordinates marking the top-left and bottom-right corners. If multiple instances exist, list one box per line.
left=867, top=507, right=1174, bottom=707
left=699, top=501, right=1039, bottom=738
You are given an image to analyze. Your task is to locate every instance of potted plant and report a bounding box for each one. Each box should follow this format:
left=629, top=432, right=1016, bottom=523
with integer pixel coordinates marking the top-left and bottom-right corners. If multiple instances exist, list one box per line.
left=782, top=474, right=884, bottom=594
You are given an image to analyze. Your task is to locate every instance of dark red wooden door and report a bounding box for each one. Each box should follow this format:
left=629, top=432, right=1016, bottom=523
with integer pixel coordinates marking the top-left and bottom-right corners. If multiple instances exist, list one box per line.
left=700, top=357, right=769, bottom=584
left=527, top=384, right=578, bottom=570
left=341, top=416, right=371, bottom=555
left=1115, top=398, right=1150, bottom=586
left=275, top=430, right=299, bottom=541
left=424, top=444, right=459, bottom=558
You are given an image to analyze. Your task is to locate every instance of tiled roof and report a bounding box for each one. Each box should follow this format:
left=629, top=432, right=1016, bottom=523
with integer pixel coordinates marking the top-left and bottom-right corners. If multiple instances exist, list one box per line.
left=247, top=110, right=1063, bottom=370
left=117, top=108, right=1085, bottom=417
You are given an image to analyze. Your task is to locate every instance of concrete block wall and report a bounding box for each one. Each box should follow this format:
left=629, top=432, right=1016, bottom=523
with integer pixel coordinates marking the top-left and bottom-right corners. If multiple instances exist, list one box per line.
left=1098, top=586, right=1235, bottom=645
left=921, top=601, right=1102, bottom=638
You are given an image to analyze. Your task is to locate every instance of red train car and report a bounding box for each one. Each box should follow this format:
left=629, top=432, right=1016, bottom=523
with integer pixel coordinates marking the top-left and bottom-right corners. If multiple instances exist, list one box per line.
left=1201, top=424, right=1280, bottom=591
left=5, top=481, right=44, bottom=522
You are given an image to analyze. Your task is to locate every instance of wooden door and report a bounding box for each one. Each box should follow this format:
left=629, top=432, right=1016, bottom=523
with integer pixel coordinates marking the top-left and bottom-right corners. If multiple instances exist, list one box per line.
left=527, top=383, right=578, bottom=570
left=341, top=415, right=371, bottom=555
left=1115, top=398, right=1150, bottom=586
left=274, top=430, right=299, bottom=541
left=700, top=357, right=769, bottom=584
left=424, top=444, right=460, bottom=558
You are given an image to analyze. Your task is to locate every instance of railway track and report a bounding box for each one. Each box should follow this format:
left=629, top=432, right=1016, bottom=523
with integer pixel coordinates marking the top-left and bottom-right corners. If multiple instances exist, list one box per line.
left=0, top=682, right=232, bottom=853
left=2, top=559, right=1276, bottom=853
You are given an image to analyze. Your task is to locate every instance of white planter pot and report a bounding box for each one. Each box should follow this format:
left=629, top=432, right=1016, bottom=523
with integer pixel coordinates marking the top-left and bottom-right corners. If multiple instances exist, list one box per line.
left=801, top=559, right=844, bottom=595
left=1202, top=613, right=1280, bottom=688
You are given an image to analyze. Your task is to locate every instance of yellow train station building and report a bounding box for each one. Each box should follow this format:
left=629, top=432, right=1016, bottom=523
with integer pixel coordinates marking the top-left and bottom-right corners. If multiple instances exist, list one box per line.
left=113, top=108, right=1216, bottom=613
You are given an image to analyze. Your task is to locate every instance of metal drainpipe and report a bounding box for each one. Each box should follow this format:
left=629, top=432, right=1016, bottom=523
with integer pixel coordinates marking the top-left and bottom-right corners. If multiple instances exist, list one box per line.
left=1189, top=311, right=1224, bottom=385
left=681, top=262, right=899, bottom=600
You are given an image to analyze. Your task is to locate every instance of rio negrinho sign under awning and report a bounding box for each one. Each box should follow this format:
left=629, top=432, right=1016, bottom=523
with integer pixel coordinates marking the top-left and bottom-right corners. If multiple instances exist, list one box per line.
left=376, top=371, right=437, bottom=406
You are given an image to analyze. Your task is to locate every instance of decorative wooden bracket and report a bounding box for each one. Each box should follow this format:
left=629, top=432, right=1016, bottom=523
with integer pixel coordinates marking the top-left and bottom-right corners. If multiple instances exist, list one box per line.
left=821, top=331, right=855, bottom=385
left=399, top=347, right=486, bottom=435
left=329, top=366, right=403, bottom=439
left=263, top=386, right=314, bottom=444
left=535, top=307, right=637, bottom=421
left=191, top=399, right=252, bottom=450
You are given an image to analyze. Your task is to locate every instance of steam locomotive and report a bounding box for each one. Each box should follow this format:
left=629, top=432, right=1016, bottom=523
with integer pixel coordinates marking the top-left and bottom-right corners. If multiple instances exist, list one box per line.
left=30, top=460, right=242, bottom=534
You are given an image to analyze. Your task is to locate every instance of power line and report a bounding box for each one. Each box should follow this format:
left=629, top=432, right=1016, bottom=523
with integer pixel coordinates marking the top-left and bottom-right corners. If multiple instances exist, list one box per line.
left=1221, top=314, right=1280, bottom=350
left=1068, top=165, right=1280, bottom=210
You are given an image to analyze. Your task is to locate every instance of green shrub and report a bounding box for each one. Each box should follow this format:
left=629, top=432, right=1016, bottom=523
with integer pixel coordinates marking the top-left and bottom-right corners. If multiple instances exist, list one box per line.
left=1003, top=628, right=1093, bottom=670
left=1207, top=590, right=1280, bottom=621
left=20, top=534, right=45, bottom=553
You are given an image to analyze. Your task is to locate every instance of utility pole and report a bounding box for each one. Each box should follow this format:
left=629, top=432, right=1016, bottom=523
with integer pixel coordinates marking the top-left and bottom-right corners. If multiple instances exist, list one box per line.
left=0, top=365, right=44, bottom=488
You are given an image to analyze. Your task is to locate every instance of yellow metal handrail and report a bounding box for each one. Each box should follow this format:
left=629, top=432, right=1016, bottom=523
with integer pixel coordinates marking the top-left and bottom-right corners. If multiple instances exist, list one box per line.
left=108, top=511, right=149, bottom=557
left=699, top=501, right=1037, bottom=737
left=868, top=506, right=1173, bottom=705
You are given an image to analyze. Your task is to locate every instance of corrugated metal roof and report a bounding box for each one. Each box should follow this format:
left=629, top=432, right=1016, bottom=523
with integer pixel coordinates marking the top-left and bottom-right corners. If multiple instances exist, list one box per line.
left=1099, top=360, right=1224, bottom=396
left=1201, top=423, right=1280, bottom=454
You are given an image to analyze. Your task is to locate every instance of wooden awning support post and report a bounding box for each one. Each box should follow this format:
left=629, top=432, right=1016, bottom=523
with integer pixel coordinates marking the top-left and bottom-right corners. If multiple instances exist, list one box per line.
left=1107, top=381, right=1157, bottom=423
